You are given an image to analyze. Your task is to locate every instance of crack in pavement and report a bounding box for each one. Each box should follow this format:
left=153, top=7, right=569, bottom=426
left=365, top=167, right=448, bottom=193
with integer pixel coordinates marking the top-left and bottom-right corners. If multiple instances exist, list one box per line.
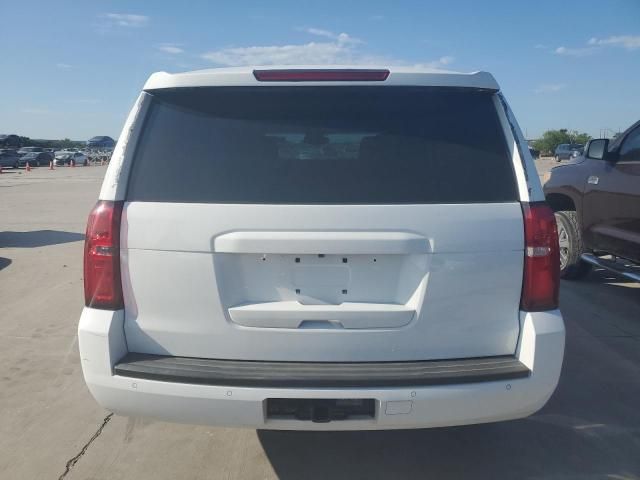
left=58, top=413, right=113, bottom=480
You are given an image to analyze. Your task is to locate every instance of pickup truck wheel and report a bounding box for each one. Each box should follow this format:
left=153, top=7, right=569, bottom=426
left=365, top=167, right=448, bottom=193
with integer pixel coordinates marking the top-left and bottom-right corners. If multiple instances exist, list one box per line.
left=555, top=210, right=592, bottom=280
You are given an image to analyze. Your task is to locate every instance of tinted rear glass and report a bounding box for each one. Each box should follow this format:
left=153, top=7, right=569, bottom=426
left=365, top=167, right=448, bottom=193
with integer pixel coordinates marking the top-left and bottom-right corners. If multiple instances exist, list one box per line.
left=127, top=87, right=517, bottom=204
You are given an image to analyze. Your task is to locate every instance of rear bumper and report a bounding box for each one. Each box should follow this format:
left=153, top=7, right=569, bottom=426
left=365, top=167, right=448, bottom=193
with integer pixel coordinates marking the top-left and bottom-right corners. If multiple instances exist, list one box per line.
left=78, top=309, right=564, bottom=430
left=113, top=353, right=531, bottom=388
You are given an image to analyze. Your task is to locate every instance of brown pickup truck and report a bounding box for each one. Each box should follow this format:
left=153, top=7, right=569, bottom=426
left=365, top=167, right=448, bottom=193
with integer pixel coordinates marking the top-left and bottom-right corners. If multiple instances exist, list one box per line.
left=544, top=120, right=640, bottom=281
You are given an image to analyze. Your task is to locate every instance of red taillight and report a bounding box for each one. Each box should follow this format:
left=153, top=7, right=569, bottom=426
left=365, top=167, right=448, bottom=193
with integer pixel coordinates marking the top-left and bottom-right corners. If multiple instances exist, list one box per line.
left=521, top=202, right=560, bottom=311
left=253, top=69, right=390, bottom=82
left=83, top=200, right=124, bottom=310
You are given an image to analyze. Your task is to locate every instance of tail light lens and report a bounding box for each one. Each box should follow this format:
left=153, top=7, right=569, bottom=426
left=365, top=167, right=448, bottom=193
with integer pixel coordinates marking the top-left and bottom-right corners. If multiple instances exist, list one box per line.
left=84, top=201, right=124, bottom=309
left=521, top=202, right=560, bottom=311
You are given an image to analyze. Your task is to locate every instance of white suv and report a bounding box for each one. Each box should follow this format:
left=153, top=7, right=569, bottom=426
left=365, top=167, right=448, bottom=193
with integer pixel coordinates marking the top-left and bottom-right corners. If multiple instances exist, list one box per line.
left=79, top=66, right=565, bottom=430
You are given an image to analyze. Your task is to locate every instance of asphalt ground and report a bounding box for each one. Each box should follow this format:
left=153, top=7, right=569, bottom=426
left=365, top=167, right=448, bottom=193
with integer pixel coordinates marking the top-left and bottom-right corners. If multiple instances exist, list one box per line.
left=1, top=162, right=638, bottom=479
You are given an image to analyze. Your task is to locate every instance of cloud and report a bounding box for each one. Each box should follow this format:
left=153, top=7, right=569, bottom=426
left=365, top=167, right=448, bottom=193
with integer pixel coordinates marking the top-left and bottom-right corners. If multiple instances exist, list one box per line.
left=588, top=35, right=640, bottom=50
left=66, top=98, right=102, bottom=104
left=303, top=27, right=336, bottom=39
left=553, top=35, right=639, bottom=58
left=436, top=55, right=455, bottom=65
left=202, top=29, right=451, bottom=68
left=299, top=27, right=362, bottom=44
left=21, top=107, right=51, bottom=115
left=413, top=56, right=456, bottom=69
left=202, top=43, right=355, bottom=66
left=103, top=13, right=149, bottom=28
left=56, top=63, right=72, bottom=69
left=203, top=28, right=367, bottom=66
left=533, top=44, right=547, bottom=49
left=534, top=83, right=566, bottom=94
left=554, top=46, right=596, bottom=57
left=158, top=43, right=184, bottom=54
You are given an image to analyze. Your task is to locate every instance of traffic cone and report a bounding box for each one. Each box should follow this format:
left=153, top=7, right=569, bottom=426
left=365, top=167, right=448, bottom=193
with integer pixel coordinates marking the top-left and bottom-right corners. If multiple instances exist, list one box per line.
left=26, top=162, right=31, bottom=172
left=49, top=160, right=54, bottom=170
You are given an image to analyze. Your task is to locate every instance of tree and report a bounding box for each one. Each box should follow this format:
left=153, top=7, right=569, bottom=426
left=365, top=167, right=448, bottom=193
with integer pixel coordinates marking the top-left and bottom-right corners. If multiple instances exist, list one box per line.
left=532, top=129, right=591, bottom=155
left=570, top=132, right=591, bottom=145
left=11, top=136, right=84, bottom=150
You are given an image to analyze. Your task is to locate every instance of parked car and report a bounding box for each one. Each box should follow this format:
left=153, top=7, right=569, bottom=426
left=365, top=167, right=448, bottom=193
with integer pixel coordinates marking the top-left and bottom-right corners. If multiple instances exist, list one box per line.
left=18, top=151, right=52, bottom=167
left=554, top=143, right=584, bottom=162
left=54, top=150, right=87, bottom=166
left=78, top=66, right=564, bottom=430
left=0, top=149, right=20, bottom=168
left=18, top=146, right=44, bottom=155
left=544, top=120, right=640, bottom=281
left=18, top=147, right=53, bottom=163
left=18, top=152, right=53, bottom=167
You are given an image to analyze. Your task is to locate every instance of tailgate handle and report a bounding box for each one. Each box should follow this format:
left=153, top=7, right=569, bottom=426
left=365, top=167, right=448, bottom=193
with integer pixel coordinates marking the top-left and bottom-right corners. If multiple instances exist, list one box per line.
left=213, top=231, right=431, bottom=254
left=228, top=301, right=415, bottom=329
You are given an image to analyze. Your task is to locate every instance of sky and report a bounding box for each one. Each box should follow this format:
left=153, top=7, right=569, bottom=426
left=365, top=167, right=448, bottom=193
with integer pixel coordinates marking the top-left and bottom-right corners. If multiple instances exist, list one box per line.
left=1, top=0, right=639, bottom=141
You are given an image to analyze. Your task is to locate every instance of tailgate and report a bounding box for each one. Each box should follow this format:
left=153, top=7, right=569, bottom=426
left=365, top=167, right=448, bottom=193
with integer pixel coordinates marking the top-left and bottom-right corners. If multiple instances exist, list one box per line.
left=122, top=202, right=524, bottom=361
left=118, top=85, right=523, bottom=362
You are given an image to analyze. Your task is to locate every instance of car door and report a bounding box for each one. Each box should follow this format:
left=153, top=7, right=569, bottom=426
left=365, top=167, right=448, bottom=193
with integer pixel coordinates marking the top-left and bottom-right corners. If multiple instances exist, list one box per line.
left=582, top=127, right=640, bottom=261
left=2, top=151, right=19, bottom=167
left=558, top=144, right=569, bottom=159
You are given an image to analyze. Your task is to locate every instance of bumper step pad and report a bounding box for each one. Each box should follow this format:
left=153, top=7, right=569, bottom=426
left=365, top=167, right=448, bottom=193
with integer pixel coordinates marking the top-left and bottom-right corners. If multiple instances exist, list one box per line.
left=115, top=353, right=530, bottom=388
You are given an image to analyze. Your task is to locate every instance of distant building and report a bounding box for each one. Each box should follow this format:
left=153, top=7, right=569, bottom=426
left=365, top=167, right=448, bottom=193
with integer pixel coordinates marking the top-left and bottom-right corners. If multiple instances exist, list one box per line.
left=0, top=134, right=21, bottom=148
left=86, top=136, right=116, bottom=149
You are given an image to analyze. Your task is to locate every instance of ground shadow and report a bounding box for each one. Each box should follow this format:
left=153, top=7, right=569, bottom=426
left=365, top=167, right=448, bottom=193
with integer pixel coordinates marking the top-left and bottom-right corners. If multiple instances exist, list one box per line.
left=258, top=273, right=640, bottom=479
left=586, top=266, right=640, bottom=283
left=257, top=412, right=639, bottom=480
left=0, top=257, right=11, bottom=271
left=565, top=268, right=640, bottom=307
left=0, top=230, right=84, bottom=248
left=587, top=265, right=640, bottom=284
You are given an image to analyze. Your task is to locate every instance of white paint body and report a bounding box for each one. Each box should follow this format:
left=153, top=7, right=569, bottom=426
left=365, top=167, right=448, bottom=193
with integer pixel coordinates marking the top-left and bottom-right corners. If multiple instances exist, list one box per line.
left=79, top=66, right=564, bottom=429
left=79, top=308, right=564, bottom=430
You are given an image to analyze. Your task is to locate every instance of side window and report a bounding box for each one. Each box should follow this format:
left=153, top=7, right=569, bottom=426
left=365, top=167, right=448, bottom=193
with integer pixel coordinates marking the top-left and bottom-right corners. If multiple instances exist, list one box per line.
left=619, top=127, right=640, bottom=162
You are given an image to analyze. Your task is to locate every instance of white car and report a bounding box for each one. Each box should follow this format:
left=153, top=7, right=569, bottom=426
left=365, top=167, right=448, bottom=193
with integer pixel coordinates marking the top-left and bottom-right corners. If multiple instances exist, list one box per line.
left=54, top=150, right=87, bottom=166
left=79, top=66, right=565, bottom=430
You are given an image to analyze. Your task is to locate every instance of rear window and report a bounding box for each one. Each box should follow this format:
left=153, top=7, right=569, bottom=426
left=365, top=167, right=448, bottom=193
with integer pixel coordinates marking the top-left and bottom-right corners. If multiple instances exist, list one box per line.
left=127, top=87, right=517, bottom=204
